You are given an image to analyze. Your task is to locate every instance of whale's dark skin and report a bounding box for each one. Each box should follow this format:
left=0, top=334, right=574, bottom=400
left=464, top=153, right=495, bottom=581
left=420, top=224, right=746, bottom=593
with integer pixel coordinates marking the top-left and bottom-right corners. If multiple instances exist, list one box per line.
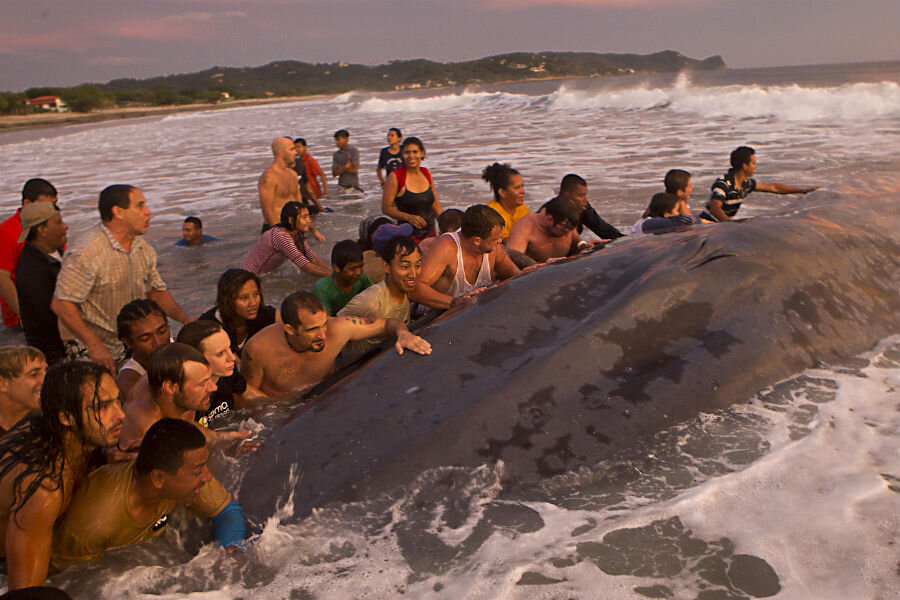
left=239, top=195, right=899, bottom=522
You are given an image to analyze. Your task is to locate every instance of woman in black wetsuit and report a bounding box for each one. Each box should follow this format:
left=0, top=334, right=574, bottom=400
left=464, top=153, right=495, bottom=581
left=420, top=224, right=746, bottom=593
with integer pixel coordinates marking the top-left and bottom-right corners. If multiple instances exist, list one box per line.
left=381, top=136, right=443, bottom=242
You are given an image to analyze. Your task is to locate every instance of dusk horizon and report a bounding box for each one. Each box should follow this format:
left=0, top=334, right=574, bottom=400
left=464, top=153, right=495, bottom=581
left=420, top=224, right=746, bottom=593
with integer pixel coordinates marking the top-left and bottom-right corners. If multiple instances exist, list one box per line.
left=2, top=0, right=897, bottom=91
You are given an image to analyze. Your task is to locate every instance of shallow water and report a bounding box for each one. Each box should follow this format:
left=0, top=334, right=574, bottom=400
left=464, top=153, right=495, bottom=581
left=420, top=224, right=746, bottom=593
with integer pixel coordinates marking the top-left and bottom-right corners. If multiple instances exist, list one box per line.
left=0, top=61, right=898, bottom=598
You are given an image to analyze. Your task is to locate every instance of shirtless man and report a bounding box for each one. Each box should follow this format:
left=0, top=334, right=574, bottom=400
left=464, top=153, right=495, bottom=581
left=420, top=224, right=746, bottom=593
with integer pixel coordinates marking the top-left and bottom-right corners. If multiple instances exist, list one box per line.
left=411, top=204, right=520, bottom=310
left=119, top=343, right=248, bottom=450
left=507, top=196, right=591, bottom=264
left=258, top=137, right=324, bottom=241
left=0, top=361, right=124, bottom=590
left=241, top=291, right=431, bottom=395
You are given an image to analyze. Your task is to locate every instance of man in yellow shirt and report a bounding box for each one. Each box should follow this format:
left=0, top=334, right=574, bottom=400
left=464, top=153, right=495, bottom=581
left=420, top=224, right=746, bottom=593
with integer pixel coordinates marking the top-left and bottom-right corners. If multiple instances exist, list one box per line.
left=52, top=418, right=244, bottom=569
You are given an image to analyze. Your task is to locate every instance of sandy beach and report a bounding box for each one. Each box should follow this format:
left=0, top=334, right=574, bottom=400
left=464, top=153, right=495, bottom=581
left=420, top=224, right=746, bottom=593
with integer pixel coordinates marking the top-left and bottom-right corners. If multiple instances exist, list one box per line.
left=0, top=95, right=331, bottom=132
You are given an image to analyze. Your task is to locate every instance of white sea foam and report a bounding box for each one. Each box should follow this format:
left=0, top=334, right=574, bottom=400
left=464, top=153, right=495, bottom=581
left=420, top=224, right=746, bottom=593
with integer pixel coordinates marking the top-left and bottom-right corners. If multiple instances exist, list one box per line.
left=346, top=75, right=900, bottom=123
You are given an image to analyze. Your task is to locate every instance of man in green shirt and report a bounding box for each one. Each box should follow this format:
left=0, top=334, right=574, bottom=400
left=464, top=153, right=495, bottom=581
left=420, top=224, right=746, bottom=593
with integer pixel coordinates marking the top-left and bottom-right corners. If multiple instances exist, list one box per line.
left=312, top=239, right=372, bottom=315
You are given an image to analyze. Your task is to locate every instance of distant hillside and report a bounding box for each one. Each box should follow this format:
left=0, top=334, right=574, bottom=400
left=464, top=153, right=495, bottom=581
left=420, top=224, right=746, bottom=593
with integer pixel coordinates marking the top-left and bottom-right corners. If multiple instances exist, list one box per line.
left=107, top=50, right=725, bottom=95
left=4, top=50, right=725, bottom=114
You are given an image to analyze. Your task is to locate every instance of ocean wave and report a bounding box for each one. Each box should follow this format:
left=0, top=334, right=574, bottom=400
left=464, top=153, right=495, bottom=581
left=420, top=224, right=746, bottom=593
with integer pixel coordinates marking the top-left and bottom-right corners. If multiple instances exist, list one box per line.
left=550, top=75, right=900, bottom=121
left=347, top=74, right=900, bottom=122
left=352, top=89, right=539, bottom=114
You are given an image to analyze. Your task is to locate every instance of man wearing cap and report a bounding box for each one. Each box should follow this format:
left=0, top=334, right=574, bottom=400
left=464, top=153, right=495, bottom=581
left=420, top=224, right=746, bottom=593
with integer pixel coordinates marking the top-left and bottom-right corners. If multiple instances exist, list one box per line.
left=14, top=203, right=69, bottom=364
left=0, top=179, right=59, bottom=330
left=51, top=185, right=192, bottom=372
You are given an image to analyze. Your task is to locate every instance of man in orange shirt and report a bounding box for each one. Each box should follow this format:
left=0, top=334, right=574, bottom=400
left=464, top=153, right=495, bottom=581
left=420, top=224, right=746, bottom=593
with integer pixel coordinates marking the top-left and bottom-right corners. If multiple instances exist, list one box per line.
left=293, top=138, right=330, bottom=212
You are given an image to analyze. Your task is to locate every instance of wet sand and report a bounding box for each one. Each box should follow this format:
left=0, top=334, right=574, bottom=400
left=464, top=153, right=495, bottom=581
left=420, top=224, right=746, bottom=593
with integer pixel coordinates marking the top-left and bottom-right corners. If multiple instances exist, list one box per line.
left=0, top=95, right=331, bottom=133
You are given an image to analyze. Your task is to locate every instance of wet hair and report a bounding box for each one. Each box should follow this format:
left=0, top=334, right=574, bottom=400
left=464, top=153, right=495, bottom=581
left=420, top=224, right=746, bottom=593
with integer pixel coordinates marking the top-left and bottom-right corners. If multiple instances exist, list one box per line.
left=216, top=269, right=265, bottom=332
left=438, top=208, right=464, bottom=234
left=281, top=291, right=325, bottom=328
left=543, top=196, right=581, bottom=227
left=175, top=320, right=225, bottom=354
left=388, top=127, right=402, bottom=138
left=730, top=146, right=755, bottom=171
left=461, top=204, right=505, bottom=239
left=0, top=346, right=45, bottom=380
left=135, top=418, right=206, bottom=476
left=21, top=178, right=57, bottom=205
left=279, top=201, right=307, bottom=231
left=293, top=137, right=307, bottom=146
left=25, top=204, right=60, bottom=243
left=401, top=137, right=424, bottom=153
left=664, top=169, right=692, bottom=194
left=0, top=361, right=111, bottom=521
left=147, top=343, right=209, bottom=396
left=481, top=163, right=520, bottom=201
left=559, top=174, right=587, bottom=197
left=117, top=299, right=167, bottom=347
left=183, top=216, right=202, bottom=229
left=334, top=129, right=349, bottom=139
left=98, top=184, right=137, bottom=222
left=382, top=236, right=420, bottom=264
left=331, top=239, right=364, bottom=270
left=647, top=192, right=680, bottom=218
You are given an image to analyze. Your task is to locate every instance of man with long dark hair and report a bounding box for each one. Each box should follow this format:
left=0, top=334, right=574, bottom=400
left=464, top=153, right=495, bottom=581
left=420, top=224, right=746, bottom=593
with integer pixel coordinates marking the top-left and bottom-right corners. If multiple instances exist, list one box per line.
left=0, top=361, right=124, bottom=590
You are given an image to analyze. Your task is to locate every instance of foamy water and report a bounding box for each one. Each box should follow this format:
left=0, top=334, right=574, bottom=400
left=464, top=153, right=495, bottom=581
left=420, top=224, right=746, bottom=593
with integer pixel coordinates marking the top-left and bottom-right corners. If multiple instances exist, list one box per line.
left=0, top=61, right=898, bottom=598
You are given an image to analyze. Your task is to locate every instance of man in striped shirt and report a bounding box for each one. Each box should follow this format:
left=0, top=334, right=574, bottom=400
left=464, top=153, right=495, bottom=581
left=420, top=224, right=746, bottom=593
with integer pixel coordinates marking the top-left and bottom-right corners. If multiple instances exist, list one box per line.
left=700, top=146, right=817, bottom=222
left=52, top=185, right=191, bottom=372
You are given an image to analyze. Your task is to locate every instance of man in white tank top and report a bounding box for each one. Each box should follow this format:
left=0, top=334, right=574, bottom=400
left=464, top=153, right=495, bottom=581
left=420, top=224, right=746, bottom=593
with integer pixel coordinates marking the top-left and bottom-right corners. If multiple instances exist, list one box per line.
left=412, top=205, right=520, bottom=310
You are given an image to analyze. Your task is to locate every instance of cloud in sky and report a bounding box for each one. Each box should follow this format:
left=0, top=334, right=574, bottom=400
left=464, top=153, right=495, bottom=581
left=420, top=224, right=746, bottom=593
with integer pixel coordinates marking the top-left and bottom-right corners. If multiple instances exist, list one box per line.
left=486, top=0, right=710, bottom=7
left=0, top=0, right=896, bottom=90
left=85, top=56, right=156, bottom=66
left=114, top=12, right=217, bottom=41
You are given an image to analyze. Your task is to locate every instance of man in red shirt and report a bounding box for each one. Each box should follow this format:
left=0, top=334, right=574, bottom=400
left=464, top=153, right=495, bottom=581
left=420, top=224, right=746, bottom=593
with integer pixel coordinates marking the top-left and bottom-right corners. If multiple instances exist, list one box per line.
left=293, top=138, right=330, bottom=204
left=0, top=179, right=58, bottom=329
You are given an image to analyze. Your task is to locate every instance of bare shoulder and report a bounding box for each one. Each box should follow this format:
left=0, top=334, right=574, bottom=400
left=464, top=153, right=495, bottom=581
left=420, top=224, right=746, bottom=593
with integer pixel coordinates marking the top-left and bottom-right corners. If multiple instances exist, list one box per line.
left=426, top=235, right=456, bottom=260
left=244, top=323, right=282, bottom=355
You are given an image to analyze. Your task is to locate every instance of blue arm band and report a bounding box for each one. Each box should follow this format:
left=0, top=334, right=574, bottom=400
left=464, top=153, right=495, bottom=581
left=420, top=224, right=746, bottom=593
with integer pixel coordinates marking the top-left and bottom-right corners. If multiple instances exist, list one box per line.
left=212, top=501, right=246, bottom=547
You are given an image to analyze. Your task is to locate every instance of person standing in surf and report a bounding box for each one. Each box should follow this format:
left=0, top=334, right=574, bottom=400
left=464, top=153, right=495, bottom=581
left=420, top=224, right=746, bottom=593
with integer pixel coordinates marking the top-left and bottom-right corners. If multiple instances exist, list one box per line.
left=381, top=137, right=443, bottom=242
left=700, top=146, right=817, bottom=222
left=240, top=202, right=331, bottom=279
left=292, top=138, right=327, bottom=215
left=332, top=129, right=362, bottom=193
left=377, top=128, right=404, bottom=187
left=259, top=137, right=325, bottom=240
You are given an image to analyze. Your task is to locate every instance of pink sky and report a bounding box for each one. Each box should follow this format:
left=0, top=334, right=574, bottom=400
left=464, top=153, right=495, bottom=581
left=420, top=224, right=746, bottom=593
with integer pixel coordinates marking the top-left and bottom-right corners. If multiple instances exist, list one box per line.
left=1, top=0, right=896, bottom=90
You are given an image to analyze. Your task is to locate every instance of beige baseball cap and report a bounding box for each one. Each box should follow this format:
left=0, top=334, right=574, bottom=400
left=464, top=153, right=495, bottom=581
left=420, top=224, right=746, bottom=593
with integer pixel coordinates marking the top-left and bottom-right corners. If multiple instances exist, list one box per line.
left=17, top=201, right=60, bottom=243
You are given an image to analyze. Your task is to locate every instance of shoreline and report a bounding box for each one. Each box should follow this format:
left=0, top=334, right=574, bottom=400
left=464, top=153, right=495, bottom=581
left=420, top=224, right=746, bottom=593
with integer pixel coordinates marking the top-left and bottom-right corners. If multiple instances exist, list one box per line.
left=0, top=94, right=332, bottom=133
left=0, top=72, right=642, bottom=134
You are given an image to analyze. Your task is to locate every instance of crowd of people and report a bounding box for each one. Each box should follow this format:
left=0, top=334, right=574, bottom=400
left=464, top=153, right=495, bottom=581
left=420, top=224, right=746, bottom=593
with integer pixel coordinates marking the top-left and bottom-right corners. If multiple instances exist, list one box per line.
left=0, top=126, right=815, bottom=594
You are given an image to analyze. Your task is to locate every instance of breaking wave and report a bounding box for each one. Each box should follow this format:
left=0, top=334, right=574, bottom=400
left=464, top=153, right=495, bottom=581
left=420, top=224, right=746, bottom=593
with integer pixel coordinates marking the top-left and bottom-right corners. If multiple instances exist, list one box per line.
left=347, top=74, right=900, bottom=123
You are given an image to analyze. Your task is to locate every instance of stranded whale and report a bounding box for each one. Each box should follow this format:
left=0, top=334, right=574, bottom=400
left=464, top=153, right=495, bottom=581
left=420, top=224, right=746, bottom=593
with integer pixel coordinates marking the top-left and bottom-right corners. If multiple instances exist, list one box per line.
left=239, top=194, right=899, bottom=522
